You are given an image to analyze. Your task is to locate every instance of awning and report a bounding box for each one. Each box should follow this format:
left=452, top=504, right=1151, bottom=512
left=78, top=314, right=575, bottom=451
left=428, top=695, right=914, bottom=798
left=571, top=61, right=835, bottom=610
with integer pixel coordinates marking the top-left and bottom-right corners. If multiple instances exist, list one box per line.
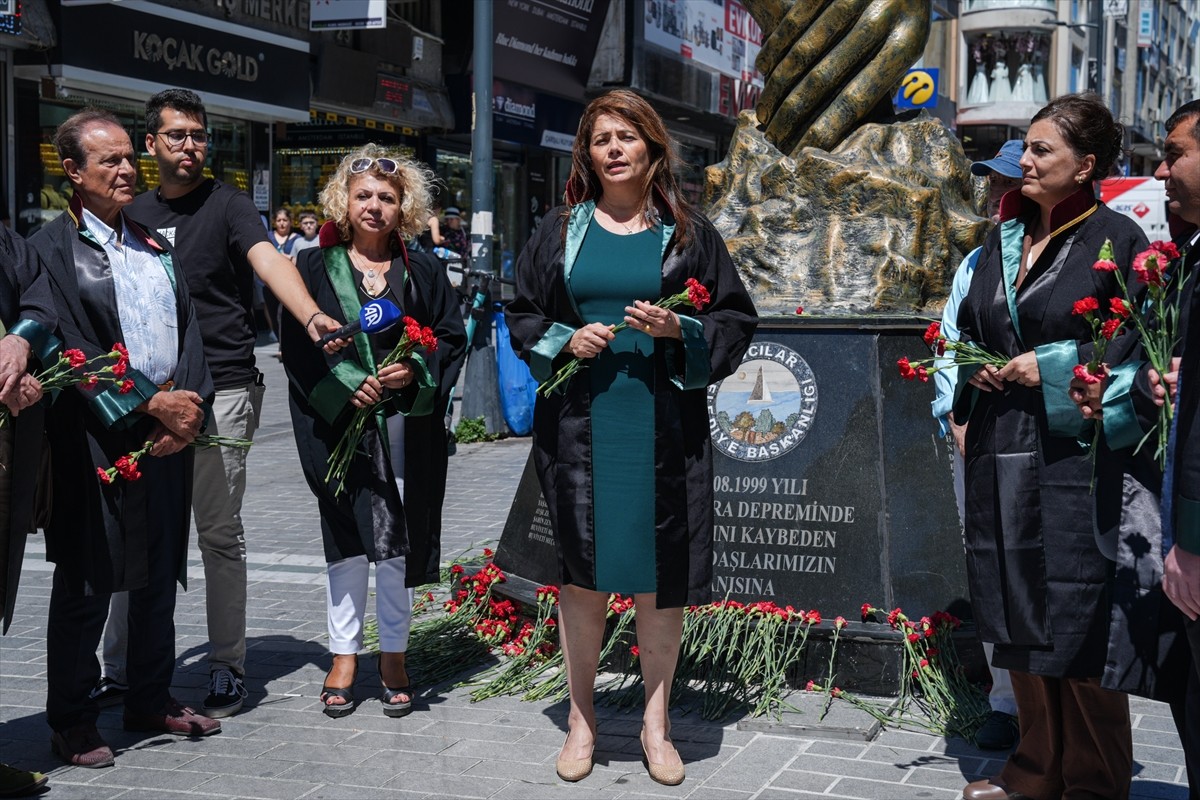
left=15, top=0, right=310, bottom=123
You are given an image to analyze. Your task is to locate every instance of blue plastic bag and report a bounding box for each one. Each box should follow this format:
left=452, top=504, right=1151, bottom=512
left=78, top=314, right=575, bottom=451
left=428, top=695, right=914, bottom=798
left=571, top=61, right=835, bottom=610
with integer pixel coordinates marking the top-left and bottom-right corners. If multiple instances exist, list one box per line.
left=494, top=309, right=537, bottom=435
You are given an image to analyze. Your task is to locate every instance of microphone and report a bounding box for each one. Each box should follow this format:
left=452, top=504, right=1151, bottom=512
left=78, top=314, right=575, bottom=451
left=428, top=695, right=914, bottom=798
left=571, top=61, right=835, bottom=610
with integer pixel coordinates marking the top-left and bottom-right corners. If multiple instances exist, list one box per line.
left=317, top=298, right=402, bottom=346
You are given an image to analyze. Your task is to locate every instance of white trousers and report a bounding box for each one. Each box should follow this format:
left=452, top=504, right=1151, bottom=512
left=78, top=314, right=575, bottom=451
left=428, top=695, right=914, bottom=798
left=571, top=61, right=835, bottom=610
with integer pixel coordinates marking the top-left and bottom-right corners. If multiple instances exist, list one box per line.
left=326, top=554, right=413, bottom=654
left=954, top=447, right=1017, bottom=716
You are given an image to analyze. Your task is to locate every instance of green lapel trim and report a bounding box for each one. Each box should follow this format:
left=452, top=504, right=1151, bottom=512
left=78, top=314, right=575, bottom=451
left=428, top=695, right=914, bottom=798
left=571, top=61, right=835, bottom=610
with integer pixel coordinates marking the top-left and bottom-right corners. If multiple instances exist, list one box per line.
left=1000, top=218, right=1025, bottom=348
left=321, top=244, right=406, bottom=446
left=323, top=244, right=374, bottom=372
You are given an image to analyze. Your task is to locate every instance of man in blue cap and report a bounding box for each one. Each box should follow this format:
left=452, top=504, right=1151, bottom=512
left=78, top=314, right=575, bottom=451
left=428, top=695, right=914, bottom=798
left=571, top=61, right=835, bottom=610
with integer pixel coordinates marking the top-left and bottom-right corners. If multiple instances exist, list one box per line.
left=932, top=139, right=1024, bottom=751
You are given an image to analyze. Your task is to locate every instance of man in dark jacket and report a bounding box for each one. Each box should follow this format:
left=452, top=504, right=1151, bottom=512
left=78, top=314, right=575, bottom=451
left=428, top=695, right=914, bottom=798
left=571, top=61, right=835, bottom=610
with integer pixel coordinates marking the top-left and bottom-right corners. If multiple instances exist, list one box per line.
left=1159, top=99, right=1200, bottom=798
left=0, top=223, right=57, bottom=797
left=30, top=108, right=218, bottom=769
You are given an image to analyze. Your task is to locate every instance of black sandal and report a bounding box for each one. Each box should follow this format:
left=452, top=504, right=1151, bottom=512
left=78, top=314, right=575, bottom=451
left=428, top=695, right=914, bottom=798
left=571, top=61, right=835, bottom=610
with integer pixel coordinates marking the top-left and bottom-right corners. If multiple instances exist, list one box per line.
left=320, top=655, right=358, bottom=718
left=380, top=683, right=416, bottom=718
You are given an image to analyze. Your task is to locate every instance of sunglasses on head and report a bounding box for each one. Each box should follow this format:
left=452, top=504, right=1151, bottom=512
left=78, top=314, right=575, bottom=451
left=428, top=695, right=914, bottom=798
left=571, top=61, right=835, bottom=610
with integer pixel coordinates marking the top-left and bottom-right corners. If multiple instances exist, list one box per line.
left=350, top=157, right=400, bottom=175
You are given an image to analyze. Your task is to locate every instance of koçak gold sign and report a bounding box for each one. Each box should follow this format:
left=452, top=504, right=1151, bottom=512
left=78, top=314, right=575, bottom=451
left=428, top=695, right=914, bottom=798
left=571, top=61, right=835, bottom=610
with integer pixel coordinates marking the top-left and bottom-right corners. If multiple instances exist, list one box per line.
left=133, top=30, right=262, bottom=82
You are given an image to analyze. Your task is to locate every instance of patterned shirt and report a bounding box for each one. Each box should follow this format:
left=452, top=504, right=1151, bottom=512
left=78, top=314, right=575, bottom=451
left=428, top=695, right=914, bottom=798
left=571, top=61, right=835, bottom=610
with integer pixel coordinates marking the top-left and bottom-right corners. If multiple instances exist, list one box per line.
left=82, top=208, right=179, bottom=384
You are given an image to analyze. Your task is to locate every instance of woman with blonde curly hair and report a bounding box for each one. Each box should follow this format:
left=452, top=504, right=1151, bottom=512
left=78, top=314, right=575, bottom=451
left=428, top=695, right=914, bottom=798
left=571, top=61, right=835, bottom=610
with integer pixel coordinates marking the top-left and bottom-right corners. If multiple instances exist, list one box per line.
left=281, top=145, right=466, bottom=718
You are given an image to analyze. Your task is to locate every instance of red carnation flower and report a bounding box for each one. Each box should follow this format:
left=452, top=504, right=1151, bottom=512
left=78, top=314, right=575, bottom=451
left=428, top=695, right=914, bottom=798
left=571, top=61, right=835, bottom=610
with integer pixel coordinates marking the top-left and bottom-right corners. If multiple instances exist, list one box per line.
left=1072, top=297, right=1100, bottom=316
left=112, top=359, right=127, bottom=378
left=922, top=322, right=941, bottom=347
left=861, top=603, right=873, bottom=621
left=630, top=645, right=640, bottom=658
left=1092, top=258, right=1118, bottom=272
left=1100, top=318, right=1122, bottom=340
left=834, top=616, right=847, bottom=630
left=795, top=306, right=804, bottom=315
left=804, top=680, right=816, bottom=692
left=1133, top=249, right=1167, bottom=286
left=897, top=357, right=917, bottom=380
left=79, top=375, right=99, bottom=390
left=117, top=379, right=135, bottom=394
left=1150, top=240, right=1181, bottom=260
left=1073, top=363, right=1105, bottom=384
left=831, top=687, right=843, bottom=698
left=684, top=278, right=710, bottom=310
left=916, top=366, right=930, bottom=383
left=96, top=467, right=114, bottom=484
left=1110, top=297, right=1130, bottom=318
left=64, top=349, right=87, bottom=369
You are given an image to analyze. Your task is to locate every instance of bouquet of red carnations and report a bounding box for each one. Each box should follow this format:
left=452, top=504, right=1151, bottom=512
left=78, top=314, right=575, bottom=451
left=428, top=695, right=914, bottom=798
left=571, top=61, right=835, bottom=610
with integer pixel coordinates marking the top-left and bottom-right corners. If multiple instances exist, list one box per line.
left=1075, top=238, right=1187, bottom=468
left=537, top=278, right=711, bottom=397
left=896, top=322, right=1007, bottom=383
left=1, top=343, right=132, bottom=427
left=325, top=316, right=438, bottom=496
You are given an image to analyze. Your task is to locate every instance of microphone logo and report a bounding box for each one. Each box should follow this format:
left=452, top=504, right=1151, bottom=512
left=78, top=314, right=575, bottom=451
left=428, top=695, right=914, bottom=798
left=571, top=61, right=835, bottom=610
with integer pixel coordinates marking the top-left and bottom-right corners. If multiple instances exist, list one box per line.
left=364, top=303, right=385, bottom=328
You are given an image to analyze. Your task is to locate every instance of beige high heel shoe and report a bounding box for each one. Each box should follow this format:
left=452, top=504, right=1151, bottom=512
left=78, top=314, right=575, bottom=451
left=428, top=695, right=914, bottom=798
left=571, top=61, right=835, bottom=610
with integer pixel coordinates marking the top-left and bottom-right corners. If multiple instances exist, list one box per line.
left=640, top=730, right=684, bottom=786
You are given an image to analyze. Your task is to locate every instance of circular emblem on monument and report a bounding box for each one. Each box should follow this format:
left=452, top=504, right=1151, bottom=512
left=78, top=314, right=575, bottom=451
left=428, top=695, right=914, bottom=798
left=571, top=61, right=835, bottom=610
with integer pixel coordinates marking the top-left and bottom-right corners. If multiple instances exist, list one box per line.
left=707, top=342, right=818, bottom=462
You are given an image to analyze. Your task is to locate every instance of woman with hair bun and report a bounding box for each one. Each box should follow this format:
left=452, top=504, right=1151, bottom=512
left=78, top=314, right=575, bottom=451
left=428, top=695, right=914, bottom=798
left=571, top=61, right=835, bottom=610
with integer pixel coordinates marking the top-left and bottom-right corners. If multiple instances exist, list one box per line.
left=955, top=93, right=1147, bottom=800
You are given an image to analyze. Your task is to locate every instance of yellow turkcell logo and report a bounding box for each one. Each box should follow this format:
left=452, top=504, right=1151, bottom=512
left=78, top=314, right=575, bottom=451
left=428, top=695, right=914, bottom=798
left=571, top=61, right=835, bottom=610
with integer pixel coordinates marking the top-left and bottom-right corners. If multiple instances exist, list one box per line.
left=901, top=71, right=936, bottom=106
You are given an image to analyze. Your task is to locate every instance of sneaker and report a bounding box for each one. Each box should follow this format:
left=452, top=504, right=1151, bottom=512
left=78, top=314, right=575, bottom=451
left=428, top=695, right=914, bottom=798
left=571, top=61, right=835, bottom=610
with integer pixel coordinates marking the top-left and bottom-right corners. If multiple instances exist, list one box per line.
left=974, top=710, right=1018, bottom=750
left=202, top=667, right=247, bottom=718
left=88, top=676, right=129, bottom=707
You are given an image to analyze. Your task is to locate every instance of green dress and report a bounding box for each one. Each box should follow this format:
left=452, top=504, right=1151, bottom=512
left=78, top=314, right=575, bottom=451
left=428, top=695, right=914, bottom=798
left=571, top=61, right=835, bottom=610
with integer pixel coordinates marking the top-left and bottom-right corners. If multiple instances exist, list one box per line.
left=569, top=221, right=661, bottom=593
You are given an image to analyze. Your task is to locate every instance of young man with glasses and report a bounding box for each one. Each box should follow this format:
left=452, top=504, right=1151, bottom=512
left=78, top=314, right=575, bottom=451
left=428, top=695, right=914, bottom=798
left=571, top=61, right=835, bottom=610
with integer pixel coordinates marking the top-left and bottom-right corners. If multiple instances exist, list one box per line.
left=87, top=89, right=341, bottom=719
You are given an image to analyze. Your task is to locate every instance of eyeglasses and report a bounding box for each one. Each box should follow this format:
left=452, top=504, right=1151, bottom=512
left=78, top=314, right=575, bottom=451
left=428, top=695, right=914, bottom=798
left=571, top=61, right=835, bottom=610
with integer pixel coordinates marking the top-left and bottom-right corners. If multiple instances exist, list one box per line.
left=350, top=157, right=400, bottom=175
left=155, top=130, right=210, bottom=147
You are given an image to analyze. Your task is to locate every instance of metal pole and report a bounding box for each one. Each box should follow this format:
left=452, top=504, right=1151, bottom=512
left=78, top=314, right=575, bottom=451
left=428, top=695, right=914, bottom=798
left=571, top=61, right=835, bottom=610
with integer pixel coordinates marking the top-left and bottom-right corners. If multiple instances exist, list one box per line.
left=460, top=0, right=504, bottom=436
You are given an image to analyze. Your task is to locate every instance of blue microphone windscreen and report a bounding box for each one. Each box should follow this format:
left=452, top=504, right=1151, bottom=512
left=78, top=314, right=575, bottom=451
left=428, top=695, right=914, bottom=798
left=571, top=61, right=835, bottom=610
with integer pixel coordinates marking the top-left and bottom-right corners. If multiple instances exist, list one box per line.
left=360, top=298, right=402, bottom=333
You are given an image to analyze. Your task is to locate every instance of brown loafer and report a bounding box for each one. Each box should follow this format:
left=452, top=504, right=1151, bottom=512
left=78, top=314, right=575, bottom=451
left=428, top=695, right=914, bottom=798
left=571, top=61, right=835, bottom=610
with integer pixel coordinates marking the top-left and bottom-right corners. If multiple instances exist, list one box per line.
left=123, top=697, right=221, bottom=737
left=50, top=723, right=115, bottom=768
left=962, top=779, right=1030, bottom=800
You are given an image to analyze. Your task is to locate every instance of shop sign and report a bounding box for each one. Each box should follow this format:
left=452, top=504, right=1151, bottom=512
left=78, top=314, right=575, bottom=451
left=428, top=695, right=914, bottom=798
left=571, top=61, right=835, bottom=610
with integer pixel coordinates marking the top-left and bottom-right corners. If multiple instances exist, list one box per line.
left=482, top=78, right=584, bottom=151
left=59, top=2, right=309, bottom=114
left=310, top=0, right=386, bottom=30
left=493, top=0, right=612, bottom=97
left=644, top=0, right=765, bottom=88
left=718, top=75, right=760, bottom=118
left=1137, top=0, right=1153, bottom=47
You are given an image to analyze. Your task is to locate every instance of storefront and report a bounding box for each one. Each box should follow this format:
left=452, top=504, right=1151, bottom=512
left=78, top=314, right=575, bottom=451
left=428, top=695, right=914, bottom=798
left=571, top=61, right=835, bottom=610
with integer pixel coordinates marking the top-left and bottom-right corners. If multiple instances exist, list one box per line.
left=12, top=0, right=309, bottom=237
left=272, top=27, right=455, bottom=223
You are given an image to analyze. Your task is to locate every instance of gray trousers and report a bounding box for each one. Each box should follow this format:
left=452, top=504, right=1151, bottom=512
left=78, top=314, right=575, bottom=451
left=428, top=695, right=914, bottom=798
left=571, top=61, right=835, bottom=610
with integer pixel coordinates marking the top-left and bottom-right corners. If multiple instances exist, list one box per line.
left=101, top=380, right=264, bottom=678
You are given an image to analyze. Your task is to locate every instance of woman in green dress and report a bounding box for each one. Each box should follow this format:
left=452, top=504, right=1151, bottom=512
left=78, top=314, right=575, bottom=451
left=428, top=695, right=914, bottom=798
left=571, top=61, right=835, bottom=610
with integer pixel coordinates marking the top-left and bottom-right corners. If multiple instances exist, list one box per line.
left=506, top=90, right=758, bottom=786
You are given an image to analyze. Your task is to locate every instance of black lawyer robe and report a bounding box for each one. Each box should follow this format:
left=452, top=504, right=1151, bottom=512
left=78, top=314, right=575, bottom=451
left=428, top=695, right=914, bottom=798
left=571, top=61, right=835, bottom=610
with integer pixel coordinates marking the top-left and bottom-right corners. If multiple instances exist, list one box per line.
left=0, top=226, right=58, bottom=632
left=956, top=189, right=1148, bottom=678
left=31, top=204, right=213, bottom=596
left=506, top=203, right=758, bottom=608
left=282, top=227, right=466, bottom=584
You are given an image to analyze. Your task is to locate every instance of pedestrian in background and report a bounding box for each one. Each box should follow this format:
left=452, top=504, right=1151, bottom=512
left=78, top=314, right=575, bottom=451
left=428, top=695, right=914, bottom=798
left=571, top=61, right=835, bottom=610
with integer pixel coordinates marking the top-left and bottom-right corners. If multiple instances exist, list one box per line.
left=506, top=89, right=757, bottom=786
left=930, top=139, right=1025, bottom=752
left=281, top=145, right=465, bottom=719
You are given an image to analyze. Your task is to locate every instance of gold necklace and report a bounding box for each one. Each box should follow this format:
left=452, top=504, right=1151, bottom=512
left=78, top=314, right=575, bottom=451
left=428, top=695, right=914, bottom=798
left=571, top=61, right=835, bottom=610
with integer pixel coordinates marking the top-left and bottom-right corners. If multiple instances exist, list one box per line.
left=600, top=202, right=642, bottom=235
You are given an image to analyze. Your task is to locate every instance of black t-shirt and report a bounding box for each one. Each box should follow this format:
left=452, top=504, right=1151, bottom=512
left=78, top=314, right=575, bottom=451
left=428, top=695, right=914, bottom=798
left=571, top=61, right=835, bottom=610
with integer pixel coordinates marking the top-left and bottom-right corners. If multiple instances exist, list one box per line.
left=130, top=179, right=268, bottom=389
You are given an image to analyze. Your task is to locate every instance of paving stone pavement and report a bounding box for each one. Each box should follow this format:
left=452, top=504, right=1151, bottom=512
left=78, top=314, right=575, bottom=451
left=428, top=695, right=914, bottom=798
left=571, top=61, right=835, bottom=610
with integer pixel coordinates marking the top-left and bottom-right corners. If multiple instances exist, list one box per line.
left=0, top=344, right=1189, bottom=799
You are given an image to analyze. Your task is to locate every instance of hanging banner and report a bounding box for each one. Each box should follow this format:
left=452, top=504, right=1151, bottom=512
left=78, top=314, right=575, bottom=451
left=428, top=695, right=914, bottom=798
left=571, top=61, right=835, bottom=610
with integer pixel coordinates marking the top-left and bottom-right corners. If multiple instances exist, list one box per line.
left=492, top=0, right=612, bottom=97
left=643, top=0, right=764, bottom=86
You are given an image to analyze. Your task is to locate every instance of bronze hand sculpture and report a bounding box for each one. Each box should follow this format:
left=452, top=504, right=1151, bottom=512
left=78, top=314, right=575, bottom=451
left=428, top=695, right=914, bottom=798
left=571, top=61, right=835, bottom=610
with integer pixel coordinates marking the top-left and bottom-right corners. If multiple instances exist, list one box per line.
left=745, top=0, right=932, bottom=155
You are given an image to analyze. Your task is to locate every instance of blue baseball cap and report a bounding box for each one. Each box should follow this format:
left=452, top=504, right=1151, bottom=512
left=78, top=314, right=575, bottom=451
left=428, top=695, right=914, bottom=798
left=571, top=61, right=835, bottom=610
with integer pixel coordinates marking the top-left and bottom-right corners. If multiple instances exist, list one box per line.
left=970, top=139, right=1024, bottom=179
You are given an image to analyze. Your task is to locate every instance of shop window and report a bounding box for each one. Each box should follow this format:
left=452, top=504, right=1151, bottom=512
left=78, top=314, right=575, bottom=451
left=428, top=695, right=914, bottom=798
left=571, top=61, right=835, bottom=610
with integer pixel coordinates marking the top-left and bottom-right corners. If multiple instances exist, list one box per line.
left=274, top=144, right=417, bottom=223
left=964, top=31, right=1051, bottom=107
